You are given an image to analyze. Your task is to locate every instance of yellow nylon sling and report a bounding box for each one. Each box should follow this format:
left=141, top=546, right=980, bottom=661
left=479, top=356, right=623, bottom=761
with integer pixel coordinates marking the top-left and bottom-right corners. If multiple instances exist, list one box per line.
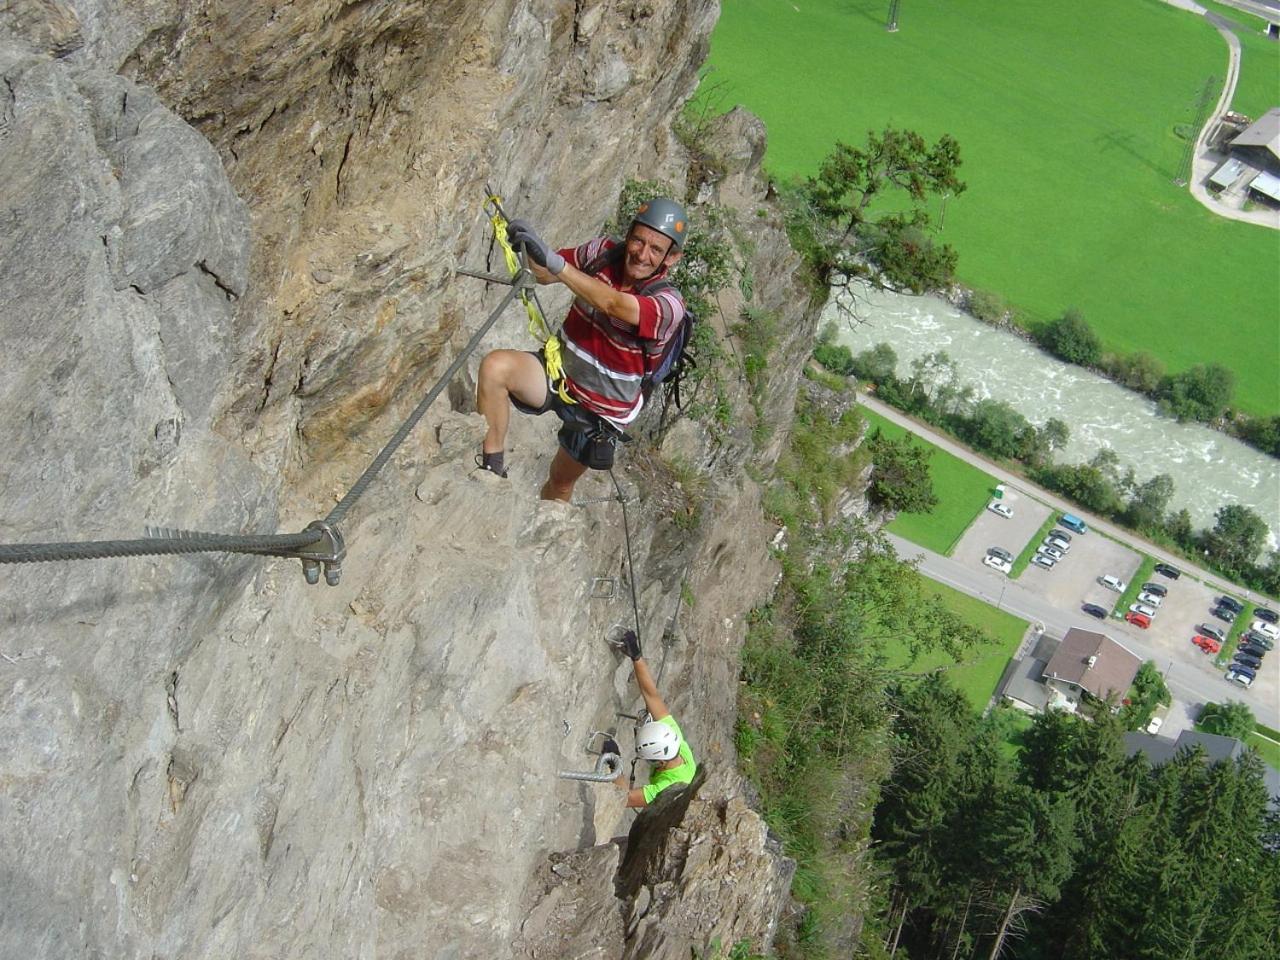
left=485, top=194, right=576, bottom=405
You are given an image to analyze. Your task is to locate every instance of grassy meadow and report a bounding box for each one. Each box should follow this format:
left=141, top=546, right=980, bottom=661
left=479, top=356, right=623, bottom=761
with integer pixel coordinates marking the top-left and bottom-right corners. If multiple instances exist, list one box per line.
left=704, top=0, right=1280, bottom=416
left=883, top=580, right=1030, bottom=711
left=859, top=405, right=997, bottom=554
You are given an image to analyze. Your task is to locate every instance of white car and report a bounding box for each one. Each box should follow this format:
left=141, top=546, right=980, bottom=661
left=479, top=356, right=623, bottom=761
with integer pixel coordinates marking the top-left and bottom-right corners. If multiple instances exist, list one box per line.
left=1250, top=619, right=1280, bottom=640
left=1137, top=592, right=1163, bottom=608
left=1046, top=536, right=1070, bottom=552
left=1031, top=553, right=1057, bottom=569
left=983, top=554, right=1012, bottom=575
left=987, top=500, right=1013, bottom=519
left=1145, top=716, right=1164, bottom=735
left=1099, top=575, right=1126, bottom=592
left=1225, top=669, right=1255, bottom=687
left=1129, top=602, right=1157, bottom=618
left=1040, top=542, right=1065, bottom=560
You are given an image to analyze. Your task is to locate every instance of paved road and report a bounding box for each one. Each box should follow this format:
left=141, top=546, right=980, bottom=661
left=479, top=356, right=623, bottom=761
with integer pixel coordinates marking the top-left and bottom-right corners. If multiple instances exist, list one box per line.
left=886, top=532, right=1275, bottom=725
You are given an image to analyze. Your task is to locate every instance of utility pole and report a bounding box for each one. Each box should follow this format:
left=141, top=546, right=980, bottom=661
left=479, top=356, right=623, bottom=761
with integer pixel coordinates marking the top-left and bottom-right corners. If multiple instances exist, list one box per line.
left=887, top=0, right=901, bottom=33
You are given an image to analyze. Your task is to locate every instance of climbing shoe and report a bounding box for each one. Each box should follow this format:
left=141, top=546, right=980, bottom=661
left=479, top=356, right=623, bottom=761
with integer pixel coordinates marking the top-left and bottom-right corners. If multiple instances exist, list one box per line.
left=475, top=451, right=508, bottom=478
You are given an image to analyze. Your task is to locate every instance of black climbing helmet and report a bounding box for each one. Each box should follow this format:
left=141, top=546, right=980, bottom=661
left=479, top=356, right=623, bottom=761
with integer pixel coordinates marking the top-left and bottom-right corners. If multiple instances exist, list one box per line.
left=631, top=198, right=689, bottom=251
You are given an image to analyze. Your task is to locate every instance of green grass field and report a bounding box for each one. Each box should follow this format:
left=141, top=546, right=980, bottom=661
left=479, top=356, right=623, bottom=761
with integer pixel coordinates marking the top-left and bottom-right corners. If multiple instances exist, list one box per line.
left=705, top=0, right=1280, bottom=416
left=885, top=580, right=1030, bottom=710
left=860, top=406, right=997, bottom=554
left=1011, top=515, right=1057, bottom=579
left=1202, top=2, right=1280, bottom=120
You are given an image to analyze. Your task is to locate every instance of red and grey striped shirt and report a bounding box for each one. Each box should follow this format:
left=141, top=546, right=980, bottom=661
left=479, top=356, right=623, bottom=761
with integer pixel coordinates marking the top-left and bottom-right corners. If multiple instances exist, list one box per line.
left=556, top=236, right=686, bottom=426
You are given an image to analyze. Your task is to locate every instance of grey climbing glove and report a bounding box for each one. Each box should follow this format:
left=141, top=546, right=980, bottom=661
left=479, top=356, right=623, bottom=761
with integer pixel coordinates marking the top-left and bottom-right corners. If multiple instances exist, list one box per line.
left=506, top=219, right=565, bottom=275
left=619, top=629, right=642, bottom=661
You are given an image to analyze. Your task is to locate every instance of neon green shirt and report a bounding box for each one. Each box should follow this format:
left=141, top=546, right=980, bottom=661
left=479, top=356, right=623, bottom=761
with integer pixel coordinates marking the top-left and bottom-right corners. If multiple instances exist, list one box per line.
left=641, top=715, right=696, bottom=805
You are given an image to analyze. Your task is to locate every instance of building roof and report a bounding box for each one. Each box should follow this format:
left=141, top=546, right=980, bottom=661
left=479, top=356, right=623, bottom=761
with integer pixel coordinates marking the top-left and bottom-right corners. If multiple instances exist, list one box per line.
left=1042, top=628, right=1142, bottom=703
left=1231, top=107, right=1280, bottom=162
left=1173, top=730, right=1246, bottom=763
left=1000, top=657, right=1051, bottom=712
left=1248, top=169, right=1280, bottom=202
left=1125, top=730, right=1246, bottom=766
left=1209, top=157, right=1247, bottom=189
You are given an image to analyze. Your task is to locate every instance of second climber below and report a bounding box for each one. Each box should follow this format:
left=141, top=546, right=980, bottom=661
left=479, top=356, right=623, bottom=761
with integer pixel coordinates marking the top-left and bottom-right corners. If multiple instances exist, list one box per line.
left=475, top=199, right=688, bottom=501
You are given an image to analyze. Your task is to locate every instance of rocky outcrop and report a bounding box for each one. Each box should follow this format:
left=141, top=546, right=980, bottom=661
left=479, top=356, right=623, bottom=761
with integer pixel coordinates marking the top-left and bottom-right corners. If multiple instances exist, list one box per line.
left=0, top=2, right=822, bottom=958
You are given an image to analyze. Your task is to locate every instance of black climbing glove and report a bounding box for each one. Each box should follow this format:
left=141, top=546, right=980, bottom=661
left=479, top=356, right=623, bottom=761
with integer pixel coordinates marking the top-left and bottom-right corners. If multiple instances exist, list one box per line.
left=506, top=219, right=565, bottom=275
left=619, top=629, right=642, bottom=661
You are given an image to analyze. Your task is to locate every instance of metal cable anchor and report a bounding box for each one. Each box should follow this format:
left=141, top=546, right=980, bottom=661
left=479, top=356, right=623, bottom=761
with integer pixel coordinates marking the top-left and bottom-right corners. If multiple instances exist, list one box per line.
left=293, top=520, right=346, bottom=586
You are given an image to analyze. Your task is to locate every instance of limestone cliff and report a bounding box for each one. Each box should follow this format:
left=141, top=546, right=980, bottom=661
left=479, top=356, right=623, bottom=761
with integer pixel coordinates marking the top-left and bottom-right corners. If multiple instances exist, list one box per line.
left=0, top=2, right=822, bottom=957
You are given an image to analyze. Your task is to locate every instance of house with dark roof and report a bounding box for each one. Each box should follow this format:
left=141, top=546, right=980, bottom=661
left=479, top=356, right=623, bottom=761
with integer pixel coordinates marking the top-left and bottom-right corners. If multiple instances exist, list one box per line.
left=1041, top=628, right=1142, bottom=712
left=1124, top=729, right=1246, bottom=766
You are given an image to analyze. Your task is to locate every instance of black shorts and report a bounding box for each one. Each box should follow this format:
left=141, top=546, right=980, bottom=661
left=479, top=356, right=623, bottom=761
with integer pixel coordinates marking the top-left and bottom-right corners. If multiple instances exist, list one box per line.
left=510, top=350, right=622, bottom=471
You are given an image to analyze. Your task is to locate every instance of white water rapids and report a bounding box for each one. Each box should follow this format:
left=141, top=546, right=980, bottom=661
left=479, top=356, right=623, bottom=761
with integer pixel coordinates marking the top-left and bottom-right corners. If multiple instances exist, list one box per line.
left=828, top=283, right=1280, bottom=548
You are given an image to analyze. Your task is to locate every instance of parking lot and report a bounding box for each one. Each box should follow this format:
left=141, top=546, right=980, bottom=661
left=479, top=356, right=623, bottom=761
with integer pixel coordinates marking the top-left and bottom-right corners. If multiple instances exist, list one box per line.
left=965, top=505, right=1279, bottom=723
left=952, top=488, right=1051, bottom=567
left=1019, top=528, right=1142, bottom=614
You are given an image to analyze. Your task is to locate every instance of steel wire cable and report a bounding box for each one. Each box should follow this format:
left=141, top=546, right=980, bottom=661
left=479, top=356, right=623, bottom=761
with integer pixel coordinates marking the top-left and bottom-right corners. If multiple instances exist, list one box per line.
left=1, top=279, right=525, bottom=566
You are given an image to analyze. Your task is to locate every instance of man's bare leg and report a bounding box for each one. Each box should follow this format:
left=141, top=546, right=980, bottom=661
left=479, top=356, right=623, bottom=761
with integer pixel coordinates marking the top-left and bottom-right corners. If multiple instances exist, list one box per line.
left=476, top=350, right=548, bottom=455
left=541, top=447, right=588, bottom=502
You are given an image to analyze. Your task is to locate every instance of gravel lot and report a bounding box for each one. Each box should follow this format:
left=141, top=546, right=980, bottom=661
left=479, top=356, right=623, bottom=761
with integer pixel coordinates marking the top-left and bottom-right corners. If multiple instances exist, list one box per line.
left=953, top=488, right=1052, bottom=568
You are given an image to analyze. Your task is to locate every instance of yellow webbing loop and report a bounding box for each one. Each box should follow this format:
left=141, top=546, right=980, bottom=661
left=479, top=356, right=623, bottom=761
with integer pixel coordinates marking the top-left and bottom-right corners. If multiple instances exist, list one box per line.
left=485, top=194, right=576, bottom=405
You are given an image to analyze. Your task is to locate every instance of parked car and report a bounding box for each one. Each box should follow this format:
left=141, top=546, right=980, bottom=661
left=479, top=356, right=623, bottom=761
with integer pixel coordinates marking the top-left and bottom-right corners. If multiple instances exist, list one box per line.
left=1146, top=716, right=1164, bottom=735
left=987, top=500, right=1013, bottom=519
left=1099, top=575, right=1126, bottom=592
left=1138, top=592, right=1164, bottom=608
left=1125, top=611, right=1152, bottom=629
left=1059, top=513, right=1088, bottom=534
left=1140, top=582, right=1168, bottom=598
left=1045, top=535, right=1070, bottom=552
left=1031, top=553, right=1057, bottom=570
left=1129, top=602, right=1157, bottom=618
left=1049, top=529, right=1073, bottom=543
left=1234, top=653, right=1263, bottom=671
left=983, top=554, right=1013, bottom=574
left=1218, top=596, right=1244, bottom=614
left=1199, top=623, right=1226, bottom=642
left=1040, top=542, right=1065, bottom=560
left=987, top=546, right=1014, bottom=563
left=1213, top=605, right=1238, bottom=623
left=1255, top=607, right=1279, bottom=625
left=1081, top=603, right=1108, bottom=619
left=1237, top=642, right=1267, bottom=660
left=1250, top=619, right=1280, bottom=640
left=1225, top=666, right=1255, bottom=687
left=1154, top=562, right=1181, bottom=579
left=1193, top=635, right=1222, bottom=654
left=1242, top=630, right=1275, bottom=651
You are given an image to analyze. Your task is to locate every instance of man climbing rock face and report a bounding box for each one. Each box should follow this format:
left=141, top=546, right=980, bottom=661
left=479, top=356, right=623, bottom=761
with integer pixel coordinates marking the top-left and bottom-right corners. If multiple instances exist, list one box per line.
left=610, top=629, right=696, bottom=808
left=474, top=199, right=688, bottom=501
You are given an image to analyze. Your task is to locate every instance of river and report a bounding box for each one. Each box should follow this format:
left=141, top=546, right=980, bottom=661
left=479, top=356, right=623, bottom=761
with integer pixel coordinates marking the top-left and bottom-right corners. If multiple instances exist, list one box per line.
left=827, top=283, right=1280, bottom=546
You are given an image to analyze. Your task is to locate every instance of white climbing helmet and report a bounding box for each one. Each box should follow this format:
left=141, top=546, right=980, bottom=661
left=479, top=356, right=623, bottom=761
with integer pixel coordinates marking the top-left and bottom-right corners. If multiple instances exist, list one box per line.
left=636, top=721, right=680, bottom=761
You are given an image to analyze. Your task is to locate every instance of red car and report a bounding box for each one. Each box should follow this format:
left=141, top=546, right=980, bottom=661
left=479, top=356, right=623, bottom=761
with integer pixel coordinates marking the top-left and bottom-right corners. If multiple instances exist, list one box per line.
left=1125, top=611, right=1152, bottom=629
left=1192, top=634, right=1221, bottom=654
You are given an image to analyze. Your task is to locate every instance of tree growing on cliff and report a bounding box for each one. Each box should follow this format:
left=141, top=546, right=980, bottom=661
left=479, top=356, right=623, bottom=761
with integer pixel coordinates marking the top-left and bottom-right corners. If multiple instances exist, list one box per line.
left=804, top=127, right=965, bottom=292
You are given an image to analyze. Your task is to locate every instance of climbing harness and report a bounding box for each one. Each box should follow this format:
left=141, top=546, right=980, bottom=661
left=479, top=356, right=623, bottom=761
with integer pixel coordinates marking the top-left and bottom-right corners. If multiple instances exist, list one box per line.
left=478, top=189, right=576, bottom=406
left=1, top=212, right=538, bottom=584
